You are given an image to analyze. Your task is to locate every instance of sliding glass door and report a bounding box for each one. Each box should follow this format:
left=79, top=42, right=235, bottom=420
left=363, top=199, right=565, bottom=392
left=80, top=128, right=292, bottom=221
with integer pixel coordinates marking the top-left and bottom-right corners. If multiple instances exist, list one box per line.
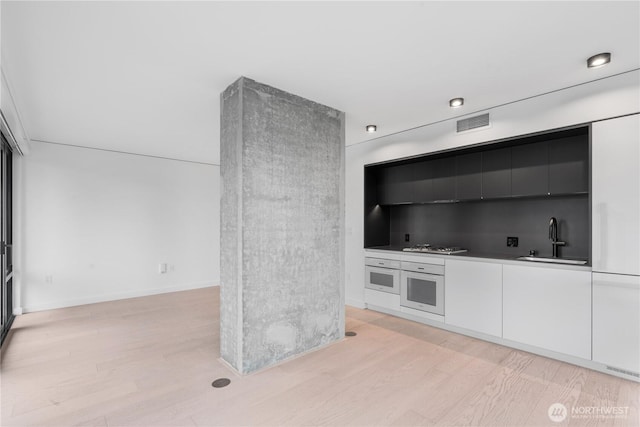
left=0, top=134, right=13, bottom=345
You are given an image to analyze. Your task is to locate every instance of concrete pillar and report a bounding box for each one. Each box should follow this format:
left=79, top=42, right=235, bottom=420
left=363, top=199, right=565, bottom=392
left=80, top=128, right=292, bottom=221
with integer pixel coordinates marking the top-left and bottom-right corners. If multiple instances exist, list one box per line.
left=220, top=77, right=345, bottom=374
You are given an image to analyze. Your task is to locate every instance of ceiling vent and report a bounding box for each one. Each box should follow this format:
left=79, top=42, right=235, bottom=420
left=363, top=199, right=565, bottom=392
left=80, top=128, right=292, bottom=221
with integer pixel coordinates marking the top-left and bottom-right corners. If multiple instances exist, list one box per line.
left=456, top=113, right=490, bottom=133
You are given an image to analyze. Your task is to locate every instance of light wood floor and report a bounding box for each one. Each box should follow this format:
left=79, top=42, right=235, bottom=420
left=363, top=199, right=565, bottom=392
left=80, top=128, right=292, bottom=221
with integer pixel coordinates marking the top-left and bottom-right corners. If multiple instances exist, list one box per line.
left=1, top=287, right=638, bottom=427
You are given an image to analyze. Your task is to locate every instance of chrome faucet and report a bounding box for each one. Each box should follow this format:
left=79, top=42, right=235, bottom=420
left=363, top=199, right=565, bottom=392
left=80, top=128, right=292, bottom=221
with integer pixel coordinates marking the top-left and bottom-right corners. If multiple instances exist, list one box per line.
left=549, top=217, right=566, bottom=258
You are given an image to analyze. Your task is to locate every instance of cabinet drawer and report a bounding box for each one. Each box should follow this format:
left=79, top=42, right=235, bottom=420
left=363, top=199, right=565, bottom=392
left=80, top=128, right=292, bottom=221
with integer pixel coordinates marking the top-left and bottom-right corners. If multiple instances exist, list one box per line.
left=365, top=289, right=401, bottom=311
left=365, top=257, right=401, bottom=269
left=401, top=261, right=444, bottom=275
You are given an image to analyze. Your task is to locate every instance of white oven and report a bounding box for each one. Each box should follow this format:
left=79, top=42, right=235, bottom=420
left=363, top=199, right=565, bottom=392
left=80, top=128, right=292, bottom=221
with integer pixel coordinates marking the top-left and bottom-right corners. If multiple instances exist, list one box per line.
left=400, top=261, right=445, bottom=315
left=365, top=257, right=400, bottom=294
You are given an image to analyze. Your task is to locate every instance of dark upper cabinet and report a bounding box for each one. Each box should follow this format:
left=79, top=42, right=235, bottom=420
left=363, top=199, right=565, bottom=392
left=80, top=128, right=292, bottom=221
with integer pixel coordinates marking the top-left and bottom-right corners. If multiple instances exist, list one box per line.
left=378, top=164, right=414, bottom=204
left=482, top=147, right=511, bottom=199
left=430, top=157, right=456, bottom=201
left=455, top=152, right=482, bottom=200
left=412, top=162, right=433, bottom=201
left=511, top=142, right=549, bottom=197
left=548, top=136, right=588, bottom=194
left=373, top=128, right=588, bottom=206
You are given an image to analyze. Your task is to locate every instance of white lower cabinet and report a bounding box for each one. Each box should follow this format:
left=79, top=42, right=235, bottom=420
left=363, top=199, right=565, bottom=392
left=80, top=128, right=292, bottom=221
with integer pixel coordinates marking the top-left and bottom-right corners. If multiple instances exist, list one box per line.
left=503, top=265, right=591, bottom=360
left=445, top=259, right=502, bottom=337
left=365, top=288, right=400, bottom=311
left=592, top=273, right=640, bottom=375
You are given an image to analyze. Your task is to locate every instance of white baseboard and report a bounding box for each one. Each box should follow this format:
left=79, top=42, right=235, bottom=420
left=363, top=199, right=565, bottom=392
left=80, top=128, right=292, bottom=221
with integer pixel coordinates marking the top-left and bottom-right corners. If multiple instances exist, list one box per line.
left=22, top=281, right=218, bottom=313
left=13, top=307, right=23, bottom=315
left=345, top=297, right=366, bottom=309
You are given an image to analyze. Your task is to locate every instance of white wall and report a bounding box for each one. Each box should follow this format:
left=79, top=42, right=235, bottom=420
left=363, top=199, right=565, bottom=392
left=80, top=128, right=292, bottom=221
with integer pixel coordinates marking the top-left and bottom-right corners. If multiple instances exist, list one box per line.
left=345, top=70, right=640, bottom=308
left=15, top=141, right=219, bottom=312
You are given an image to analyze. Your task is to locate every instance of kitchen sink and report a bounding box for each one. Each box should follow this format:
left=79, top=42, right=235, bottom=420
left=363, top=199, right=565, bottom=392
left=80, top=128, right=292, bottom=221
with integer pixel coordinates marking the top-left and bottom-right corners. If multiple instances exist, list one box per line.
left=516, top=256, right=588, bottom=265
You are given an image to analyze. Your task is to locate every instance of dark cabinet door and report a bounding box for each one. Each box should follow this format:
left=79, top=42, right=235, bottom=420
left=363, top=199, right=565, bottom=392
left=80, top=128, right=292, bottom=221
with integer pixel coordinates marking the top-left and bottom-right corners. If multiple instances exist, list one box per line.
left=482, top=147, right=511, bottom=199
left=430, top=157, right=456, bottom=201
left=455, top=152, right=482, bottom=200
left=378, top=164, right=414, bottom=204
left=412, top=161, right=433, bottom=202
left=511, top=142, right=549, bottom=197
left=548, top=136, right=588, bottom=195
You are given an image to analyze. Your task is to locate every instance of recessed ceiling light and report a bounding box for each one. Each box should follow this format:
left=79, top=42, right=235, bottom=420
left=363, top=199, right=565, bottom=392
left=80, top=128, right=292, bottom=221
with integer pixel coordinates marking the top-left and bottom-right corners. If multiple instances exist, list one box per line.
left=449, top=98, right=464, bottom=108
left=366, top=125, right=377, bottom=133
left=587, top=52, right=611, bottom=68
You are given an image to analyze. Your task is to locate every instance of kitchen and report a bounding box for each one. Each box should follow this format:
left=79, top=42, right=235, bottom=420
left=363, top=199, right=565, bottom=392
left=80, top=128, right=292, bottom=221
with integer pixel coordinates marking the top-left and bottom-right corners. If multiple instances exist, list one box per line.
left=350, top=88, right=639, bottom=382
left=1, top=1, right=638, bottom=425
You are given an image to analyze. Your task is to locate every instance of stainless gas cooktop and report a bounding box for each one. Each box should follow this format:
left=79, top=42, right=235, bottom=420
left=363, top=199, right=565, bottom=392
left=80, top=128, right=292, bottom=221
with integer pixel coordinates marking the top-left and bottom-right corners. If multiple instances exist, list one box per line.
left=402, top=244, right=468, bottom=255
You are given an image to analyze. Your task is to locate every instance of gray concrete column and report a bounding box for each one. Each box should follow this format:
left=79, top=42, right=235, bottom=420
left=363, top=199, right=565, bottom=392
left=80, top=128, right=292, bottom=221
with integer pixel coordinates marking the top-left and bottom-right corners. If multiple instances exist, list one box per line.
left=220, top=77, right=345, bottom=374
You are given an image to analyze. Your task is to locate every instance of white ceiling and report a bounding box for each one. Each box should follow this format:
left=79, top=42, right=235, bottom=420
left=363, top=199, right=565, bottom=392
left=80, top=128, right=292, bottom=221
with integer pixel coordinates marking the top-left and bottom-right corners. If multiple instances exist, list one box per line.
left=2, top=1, right=639, bottom=165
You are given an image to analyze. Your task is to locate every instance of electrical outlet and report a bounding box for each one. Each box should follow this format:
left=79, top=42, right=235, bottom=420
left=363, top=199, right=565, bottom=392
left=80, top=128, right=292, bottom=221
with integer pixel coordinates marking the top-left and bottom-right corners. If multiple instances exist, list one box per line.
left=507, top=236, right=519, bottom=247
left=159, top=263, right=168, bottom=274
left=405, top=234, right=410, bottom=242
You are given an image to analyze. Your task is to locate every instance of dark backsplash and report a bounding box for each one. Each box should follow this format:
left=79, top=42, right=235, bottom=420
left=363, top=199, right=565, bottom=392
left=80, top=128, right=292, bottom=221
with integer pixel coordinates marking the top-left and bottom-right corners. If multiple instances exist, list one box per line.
left=389, top=195, right=589, bottom=259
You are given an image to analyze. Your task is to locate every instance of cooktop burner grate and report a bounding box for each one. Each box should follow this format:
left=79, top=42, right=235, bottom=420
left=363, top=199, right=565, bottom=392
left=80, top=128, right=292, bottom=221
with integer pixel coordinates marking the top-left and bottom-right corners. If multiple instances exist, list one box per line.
left=402, top=244, right=467, bottom=254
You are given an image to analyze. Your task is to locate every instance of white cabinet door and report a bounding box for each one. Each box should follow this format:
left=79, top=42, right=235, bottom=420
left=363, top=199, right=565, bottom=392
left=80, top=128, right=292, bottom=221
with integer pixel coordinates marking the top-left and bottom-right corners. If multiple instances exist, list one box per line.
left=503, top=265, right=591, bottom=359
left=592, top=114, right=640, bottom=275
left=445, top=259, right=502, bottom=337
left=365, top=289, right=400, bottom=311
left=593, top=273, right=640, bottom=375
